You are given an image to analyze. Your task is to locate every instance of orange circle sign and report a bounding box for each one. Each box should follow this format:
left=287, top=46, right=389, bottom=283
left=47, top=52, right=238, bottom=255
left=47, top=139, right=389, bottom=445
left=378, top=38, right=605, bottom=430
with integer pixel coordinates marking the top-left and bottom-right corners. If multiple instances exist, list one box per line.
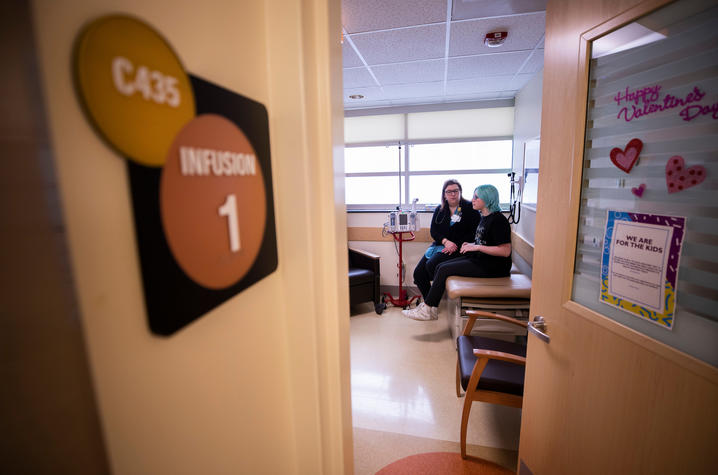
left=74, top=15, right=195, bottom=166
left=160, top=114, right=267, bottom=289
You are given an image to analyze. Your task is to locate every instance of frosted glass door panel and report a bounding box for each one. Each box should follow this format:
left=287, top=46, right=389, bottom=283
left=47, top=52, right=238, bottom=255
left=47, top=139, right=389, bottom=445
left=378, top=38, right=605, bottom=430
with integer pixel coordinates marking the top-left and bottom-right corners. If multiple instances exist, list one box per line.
left=571, top=0, right=718, bottom=367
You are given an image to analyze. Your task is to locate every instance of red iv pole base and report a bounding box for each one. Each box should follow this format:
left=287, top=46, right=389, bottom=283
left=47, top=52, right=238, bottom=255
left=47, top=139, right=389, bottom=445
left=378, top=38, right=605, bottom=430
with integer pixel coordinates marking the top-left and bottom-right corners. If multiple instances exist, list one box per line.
left=383, top=231, right=420, bottom=309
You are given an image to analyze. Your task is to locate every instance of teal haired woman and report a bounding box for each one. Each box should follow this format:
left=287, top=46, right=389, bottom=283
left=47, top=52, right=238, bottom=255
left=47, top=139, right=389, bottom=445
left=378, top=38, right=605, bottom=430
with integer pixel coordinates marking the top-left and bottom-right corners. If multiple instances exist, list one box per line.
left=403, top=184, right=512, bottom=321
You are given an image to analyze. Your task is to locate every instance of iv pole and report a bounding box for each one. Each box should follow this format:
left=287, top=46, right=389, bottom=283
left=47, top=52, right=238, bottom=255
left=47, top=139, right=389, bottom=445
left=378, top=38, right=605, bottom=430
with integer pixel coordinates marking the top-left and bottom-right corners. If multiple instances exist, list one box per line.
left=383, top=142, right=419, bottom=309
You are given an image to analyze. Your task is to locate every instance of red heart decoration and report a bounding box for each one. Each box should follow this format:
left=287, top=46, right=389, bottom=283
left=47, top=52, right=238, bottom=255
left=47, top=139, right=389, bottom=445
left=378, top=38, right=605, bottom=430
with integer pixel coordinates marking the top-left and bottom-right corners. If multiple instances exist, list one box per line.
left=610, top=138, right=643, bottom=173
left=666, top=156, right=706, bottom=193
left=631, top=183, right=646, bottom=197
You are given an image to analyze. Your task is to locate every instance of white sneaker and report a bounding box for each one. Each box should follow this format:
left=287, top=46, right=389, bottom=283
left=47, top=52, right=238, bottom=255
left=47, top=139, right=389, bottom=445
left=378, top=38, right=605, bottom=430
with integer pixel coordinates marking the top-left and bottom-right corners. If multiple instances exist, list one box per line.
left=402, top=302, right=438, bottom=321
left=401, top=303, right=420, bottom=318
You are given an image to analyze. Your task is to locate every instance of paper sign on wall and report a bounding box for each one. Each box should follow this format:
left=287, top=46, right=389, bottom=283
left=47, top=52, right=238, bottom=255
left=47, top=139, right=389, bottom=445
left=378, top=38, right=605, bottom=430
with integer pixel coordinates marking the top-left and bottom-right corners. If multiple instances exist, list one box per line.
left=600, top=210, right=686, bottom=330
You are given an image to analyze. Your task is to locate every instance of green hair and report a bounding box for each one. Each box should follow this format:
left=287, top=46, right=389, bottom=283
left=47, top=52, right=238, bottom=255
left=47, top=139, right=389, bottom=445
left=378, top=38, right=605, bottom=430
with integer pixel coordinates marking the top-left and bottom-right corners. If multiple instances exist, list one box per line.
left=473, top=184, right=501, bottom=213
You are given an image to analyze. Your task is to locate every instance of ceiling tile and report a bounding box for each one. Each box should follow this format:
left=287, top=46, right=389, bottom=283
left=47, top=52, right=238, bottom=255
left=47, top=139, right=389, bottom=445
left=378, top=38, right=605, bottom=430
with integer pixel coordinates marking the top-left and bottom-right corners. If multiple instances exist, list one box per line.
left=343, top=44, right=364, bottom=68
left=391, top=95, right=444, bottom=105
left=452, top=0, right=547, bottom=20
left=372, top=60, right=445, bottom=86
left=446, top=75, right=515, bottom=95
left=449, top=12, right=545, bottom=56
left=340, top=0, right=546, bottom=109
left=344, top=86, right=385, bottom=102
left=382, top=81, right=444, bottom=100
left=343, top=68, right=378, bottom=88
left=520, top=49, right=544, bottom=73
left=350, top=24, right=446, bottom=65
left=448, top=51, right=530, bottom=80
left=342, top=0, right=447, bottom=34
left=510, top=73, right=537, bottom=91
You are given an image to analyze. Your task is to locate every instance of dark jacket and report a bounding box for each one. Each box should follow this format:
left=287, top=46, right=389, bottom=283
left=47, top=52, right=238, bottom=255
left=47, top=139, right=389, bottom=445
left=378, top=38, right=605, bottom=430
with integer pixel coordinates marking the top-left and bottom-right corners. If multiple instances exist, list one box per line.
left=429, top=198, right=480, bottom=246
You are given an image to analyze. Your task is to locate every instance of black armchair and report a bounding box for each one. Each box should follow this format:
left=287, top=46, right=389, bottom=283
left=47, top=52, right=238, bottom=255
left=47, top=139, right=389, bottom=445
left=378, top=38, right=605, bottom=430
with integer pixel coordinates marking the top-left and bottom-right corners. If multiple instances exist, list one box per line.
left=348, top=247, right=384, bottom=314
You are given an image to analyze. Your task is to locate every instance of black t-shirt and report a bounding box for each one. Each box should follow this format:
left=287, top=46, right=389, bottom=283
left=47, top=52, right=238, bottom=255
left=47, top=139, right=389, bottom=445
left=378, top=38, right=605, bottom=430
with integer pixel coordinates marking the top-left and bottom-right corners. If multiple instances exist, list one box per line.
left=429, top=198, right=480, bottom=247
left=468, top=211, right=512, bottom=276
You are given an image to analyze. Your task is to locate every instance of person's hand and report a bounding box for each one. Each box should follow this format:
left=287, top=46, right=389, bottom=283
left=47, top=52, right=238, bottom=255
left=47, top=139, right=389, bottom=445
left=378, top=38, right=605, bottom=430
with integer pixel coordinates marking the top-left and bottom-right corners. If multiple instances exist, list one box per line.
left=442, top=240, right=458, bottom=254
left=460, top=242, right=479, bottom=254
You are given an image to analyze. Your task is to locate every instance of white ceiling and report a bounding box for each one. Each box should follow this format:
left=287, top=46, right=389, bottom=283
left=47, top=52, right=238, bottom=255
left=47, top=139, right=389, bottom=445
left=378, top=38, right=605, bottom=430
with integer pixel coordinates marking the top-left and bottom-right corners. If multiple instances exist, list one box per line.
left=342, top=0, right=546, bottom=110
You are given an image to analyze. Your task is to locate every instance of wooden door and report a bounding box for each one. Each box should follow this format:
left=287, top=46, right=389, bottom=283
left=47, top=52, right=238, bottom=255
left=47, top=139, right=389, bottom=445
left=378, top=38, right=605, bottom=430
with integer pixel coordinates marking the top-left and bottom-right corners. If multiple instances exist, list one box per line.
left=518, top=0, right=718, bottom=473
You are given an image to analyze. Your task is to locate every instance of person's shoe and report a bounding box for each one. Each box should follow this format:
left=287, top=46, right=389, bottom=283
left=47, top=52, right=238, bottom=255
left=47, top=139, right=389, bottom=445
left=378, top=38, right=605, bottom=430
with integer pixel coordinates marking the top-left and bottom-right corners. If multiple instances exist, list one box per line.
left=402, top=302, right=437, bottom=321
left=401, top=303, right=424, bottom=319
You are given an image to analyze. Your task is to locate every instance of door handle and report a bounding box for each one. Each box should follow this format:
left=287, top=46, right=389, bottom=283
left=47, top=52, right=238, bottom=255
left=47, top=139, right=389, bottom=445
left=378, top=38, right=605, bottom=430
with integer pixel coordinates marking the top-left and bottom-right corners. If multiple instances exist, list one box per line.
left=528, top=315, right=550, bottom=344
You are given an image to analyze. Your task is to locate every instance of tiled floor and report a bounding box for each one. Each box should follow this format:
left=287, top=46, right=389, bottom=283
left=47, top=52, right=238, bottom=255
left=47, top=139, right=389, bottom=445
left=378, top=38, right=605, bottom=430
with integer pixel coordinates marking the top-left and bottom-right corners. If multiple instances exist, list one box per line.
left=350, top=303, right=522, bottom=451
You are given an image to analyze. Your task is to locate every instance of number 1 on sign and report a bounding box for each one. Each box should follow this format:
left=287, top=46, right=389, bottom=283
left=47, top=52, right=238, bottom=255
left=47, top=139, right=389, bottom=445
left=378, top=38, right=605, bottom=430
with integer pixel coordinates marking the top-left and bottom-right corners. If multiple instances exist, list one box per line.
left=218, top=194, right=240, bottom=252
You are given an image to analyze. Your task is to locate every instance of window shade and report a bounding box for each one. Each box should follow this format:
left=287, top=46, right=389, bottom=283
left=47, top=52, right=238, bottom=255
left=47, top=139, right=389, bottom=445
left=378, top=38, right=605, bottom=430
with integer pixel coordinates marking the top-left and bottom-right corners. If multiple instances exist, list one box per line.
left=343, top=107, right=515, bottom=144
left=407, top=107, right=514, bottom=140
left=344, top=114, right=404, bottom=144
left=571, top=0, right=718, bottom=367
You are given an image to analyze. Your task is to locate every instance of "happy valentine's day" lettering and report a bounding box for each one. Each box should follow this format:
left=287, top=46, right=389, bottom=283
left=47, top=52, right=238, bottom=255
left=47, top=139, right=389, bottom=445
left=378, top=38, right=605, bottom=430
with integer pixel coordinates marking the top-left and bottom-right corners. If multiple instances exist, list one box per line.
left=616, top=86, right=708, bottom=122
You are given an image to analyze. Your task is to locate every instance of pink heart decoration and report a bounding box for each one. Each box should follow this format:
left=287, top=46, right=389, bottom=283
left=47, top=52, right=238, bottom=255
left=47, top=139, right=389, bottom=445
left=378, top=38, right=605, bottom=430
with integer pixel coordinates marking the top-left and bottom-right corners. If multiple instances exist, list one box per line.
left=631, top=183, right=646, bottom=197
left=610, top=138, right=643, bottom=173
left=665, top=156, right=706, bottom=193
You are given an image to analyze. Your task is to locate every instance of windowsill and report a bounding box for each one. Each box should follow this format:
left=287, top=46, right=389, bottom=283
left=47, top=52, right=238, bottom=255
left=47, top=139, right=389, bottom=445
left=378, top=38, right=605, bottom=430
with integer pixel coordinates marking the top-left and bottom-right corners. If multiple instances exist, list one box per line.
left=346, top=207, right=511, bottom=213
left=346, top=209, right=436, bottom=213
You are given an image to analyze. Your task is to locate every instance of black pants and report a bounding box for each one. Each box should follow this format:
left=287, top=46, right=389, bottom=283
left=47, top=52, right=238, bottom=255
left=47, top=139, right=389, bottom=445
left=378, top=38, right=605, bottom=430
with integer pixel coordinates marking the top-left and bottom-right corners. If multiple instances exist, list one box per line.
left=424, top=256, right=500, bottom=307
left=413, top=251, right=461, bottom=300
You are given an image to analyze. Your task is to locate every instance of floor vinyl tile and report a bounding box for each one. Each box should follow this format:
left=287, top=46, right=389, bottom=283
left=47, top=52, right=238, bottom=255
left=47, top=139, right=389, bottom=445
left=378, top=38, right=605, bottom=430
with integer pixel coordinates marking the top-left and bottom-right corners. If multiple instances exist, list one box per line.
left=350, top=304, right=522, bottom=450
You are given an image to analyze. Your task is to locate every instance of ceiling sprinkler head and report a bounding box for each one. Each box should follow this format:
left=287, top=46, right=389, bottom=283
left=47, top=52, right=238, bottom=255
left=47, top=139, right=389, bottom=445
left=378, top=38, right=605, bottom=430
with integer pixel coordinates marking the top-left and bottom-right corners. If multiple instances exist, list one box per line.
left=484, top=31, right=508, bottom=47
left=349, top=94, right=364, bottom=99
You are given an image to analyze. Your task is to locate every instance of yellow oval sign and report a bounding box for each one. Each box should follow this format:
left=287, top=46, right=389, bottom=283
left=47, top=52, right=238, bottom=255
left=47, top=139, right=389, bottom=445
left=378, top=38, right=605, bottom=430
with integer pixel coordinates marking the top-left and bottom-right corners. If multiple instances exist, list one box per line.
left=74, top=15, right=195, bottom=166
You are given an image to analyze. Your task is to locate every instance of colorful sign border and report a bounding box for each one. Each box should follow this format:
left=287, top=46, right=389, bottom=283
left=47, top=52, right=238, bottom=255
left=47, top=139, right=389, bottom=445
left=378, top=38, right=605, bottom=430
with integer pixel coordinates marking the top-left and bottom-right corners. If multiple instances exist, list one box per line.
left=600, top=210, right=685, bottom=330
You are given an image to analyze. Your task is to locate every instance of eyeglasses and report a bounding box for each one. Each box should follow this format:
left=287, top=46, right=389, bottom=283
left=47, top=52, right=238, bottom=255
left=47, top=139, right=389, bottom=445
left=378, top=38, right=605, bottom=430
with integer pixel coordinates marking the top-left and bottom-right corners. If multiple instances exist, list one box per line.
left=445, top=189, right=460, bottom=195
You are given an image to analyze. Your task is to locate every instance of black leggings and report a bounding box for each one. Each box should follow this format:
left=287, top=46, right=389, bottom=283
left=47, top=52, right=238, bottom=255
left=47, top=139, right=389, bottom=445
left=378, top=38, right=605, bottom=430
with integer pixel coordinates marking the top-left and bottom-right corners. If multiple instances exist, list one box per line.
left=424, top=256, right=501, bottom=307
left=413, top=252, right=460, bottom=300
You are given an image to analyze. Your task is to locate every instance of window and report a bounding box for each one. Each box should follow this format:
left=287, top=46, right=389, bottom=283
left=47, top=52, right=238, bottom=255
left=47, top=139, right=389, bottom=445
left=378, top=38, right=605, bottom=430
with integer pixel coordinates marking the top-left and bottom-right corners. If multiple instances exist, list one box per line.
left=520, top=138, right=540, bottom=209
left=344, top=107, right=515, bottom=210
left=344, top=140, right=512, bottom=208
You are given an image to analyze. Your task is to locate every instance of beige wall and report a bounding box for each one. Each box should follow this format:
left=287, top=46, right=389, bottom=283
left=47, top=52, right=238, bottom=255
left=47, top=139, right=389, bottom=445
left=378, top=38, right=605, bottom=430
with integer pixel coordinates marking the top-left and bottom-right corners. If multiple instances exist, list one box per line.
left=30, top=0, right=349, bottom=473
left=347, top=212, right=433, bottom=289
left=511, top=71, right=543, bottom=246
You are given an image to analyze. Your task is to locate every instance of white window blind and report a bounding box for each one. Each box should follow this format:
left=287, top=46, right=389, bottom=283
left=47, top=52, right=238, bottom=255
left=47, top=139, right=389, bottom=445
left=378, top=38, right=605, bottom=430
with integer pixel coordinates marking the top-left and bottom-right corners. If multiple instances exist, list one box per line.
left=571, top=0, right=718, bottom=367
left=407, top=107, right=514, bottom=140
left=344, top=114, right=405, bottom=144
left=344, top=107, right=514, bottom=144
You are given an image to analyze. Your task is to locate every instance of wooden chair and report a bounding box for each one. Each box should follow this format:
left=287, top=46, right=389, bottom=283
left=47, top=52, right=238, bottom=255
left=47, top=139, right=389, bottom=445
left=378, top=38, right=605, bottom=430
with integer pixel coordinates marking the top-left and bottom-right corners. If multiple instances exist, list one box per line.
left=455, top=310, right=528, bottom=458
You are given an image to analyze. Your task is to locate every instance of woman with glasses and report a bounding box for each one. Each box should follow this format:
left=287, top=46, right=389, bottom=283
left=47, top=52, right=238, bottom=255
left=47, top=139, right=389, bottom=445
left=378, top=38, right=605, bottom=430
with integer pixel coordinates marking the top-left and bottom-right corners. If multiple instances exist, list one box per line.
left=405, top=179, right=480, bottom=320
left=403, top=184, right=511, bottom=321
